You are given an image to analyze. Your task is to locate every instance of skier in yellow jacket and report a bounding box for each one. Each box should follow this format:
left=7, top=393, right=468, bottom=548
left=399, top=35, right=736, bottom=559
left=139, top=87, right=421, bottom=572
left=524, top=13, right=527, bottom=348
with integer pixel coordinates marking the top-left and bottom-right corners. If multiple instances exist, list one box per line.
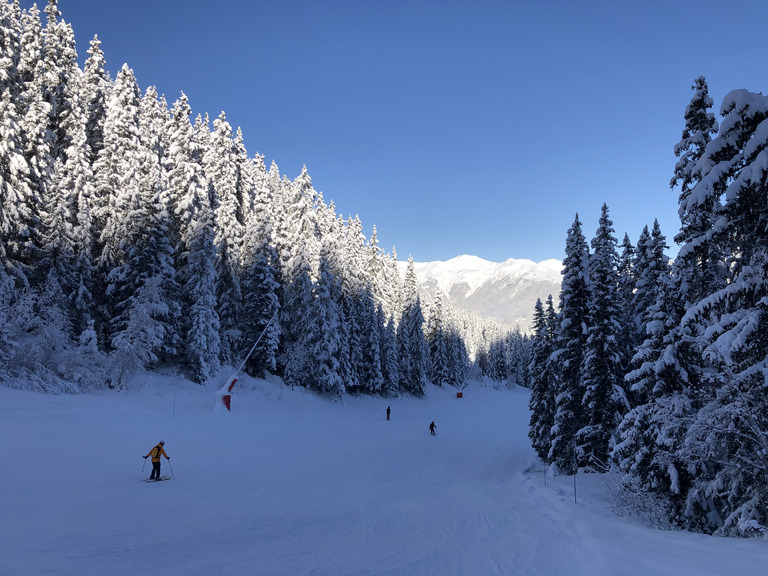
left=144, top=441, right=170, bottom=480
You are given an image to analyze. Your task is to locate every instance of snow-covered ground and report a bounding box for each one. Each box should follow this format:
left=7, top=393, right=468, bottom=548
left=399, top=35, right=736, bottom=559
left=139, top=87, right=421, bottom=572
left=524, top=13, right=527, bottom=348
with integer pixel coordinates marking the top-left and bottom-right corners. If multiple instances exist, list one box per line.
left=2, top=376, right=766, bottom=576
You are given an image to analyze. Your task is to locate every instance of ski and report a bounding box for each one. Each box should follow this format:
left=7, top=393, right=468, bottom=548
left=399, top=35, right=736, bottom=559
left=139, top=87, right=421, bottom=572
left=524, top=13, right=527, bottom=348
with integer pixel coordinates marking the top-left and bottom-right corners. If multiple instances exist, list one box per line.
left=143, top=475, right=171, bottom=483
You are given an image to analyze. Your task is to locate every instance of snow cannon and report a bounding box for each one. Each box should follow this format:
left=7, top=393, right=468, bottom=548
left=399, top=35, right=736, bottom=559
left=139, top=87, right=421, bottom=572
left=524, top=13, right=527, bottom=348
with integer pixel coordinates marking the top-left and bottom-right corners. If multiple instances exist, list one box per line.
left=215, top=378, right=237, bottom=411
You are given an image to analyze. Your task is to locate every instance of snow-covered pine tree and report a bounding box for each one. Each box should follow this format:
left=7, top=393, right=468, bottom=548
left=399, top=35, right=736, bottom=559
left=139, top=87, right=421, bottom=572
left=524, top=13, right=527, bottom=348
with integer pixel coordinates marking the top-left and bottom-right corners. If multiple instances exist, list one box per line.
left=81, top=35, right=109, bottom=166
left=427, top=290, right=449, bottom=386
left=0, top=249, right=14, bottom=374
left=338, top=215, right=367, bottom=393
left=0, top=40, right=32, bottom=288
left=623, top=220, right=671, bottom=406
left=13, top=4, right=48, bottom=281
left=505, top=333, right=517, bottom=384
left=302, top=242, right=344, bottom=396
left=398, top=256, right=429, bottom=396
left=247, top=152, right=270, bottom=226
left=204, top=112, right=244, bottom=365
left=240, top=232, right=280, bottom=378
left=474, top=338, right=490, bottom=378
left=37, top=156, right=75, bottom=313
left=613, top=268, right=695, bottom=521
left=137, top=86, right=181, bottom=361
left=379, top=305, right=400, bottom=397
left=167, top=94, right=220, bottom=382
left=616, top=233, right=636, bottom=368
left=627, top=226, right=650, bottom=343
left=703, top=91, right=768, bottom=270
left=367, top=225, right=401, bottom=320
left=93, top=63, right=143, bottom=349
left=367, top=224, right=384, bottom=298
left=0, top=0, right=21, bottom=101
left=41, top=0, right=78, bottom=166
left=97, top=76, right=182, bottom=387
left=64, top=88, right=96, bottom=340
left=671, top=76, right=726, bottom=307
left=616, top=87, right=768, bottom=536
left=576, top=204, right=627, bottom=471
left=550, top=213, right=590, bottom=474
left=528, top=296, right=557, bottom=462
left=240, top=154, right=280, bottom=378
left=280, top=167, right=318, bottom=388
left=487, top=339, right=507, bottom=383
left=677, top=89, right=768, bottom=535
left=631, top=222, right=670, bottom=351
left=384, top=245, right=403, bottom=322
left=38, top=13, right=96, bottom=340
left=267, top=159, right=288, bottom=289
left=445, top=326, right=469, bottom=388
left=612, top=83, right=727, bottom=526
left=4, top=270, right=79, bottom=391
left=359, top=283, right=384, bottom=395
left=232, top=127, right=252, bottom=222
left=504, top=330, right=526, bottom=388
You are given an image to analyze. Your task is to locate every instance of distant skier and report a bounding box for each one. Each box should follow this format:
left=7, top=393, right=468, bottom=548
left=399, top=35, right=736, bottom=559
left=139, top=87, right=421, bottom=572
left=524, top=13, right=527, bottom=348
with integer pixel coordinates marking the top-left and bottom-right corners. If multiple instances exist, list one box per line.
left=143, top=441, right=170, bottom=480
left=429, top=421, right=437, bottom=436
left=386, top=406, right=391, bottom=421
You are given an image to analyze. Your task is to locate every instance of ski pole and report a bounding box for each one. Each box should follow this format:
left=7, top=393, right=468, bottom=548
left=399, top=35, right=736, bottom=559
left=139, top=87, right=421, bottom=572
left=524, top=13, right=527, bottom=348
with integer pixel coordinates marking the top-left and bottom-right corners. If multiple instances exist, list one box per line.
left=142, top=457, right=147, bottom=473
left=167, top=458, right=175, bottom=480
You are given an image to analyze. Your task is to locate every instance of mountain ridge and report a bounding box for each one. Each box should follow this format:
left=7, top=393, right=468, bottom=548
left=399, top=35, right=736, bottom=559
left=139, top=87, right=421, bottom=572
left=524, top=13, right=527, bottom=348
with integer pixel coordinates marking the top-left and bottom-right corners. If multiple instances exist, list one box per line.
left=402, top=255, right=562, bottom=331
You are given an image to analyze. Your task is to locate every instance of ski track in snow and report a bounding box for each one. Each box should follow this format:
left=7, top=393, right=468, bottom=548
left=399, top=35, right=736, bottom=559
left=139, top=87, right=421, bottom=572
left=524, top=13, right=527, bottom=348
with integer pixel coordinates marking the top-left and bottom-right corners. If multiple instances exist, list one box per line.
left=1, top=378, right=767, bottom=576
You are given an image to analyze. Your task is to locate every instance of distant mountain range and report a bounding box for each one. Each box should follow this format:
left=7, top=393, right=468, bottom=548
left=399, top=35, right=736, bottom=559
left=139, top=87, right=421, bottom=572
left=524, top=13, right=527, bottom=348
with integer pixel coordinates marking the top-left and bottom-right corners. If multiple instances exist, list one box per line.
left=404, top=255, right=562, bottom=331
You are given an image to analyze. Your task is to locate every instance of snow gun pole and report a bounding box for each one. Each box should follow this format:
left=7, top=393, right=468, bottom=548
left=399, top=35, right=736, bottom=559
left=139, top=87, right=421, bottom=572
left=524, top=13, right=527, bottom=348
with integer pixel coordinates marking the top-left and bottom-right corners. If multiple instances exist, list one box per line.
left=217, top=310, right=278, bottom=411
left=572, top=455, right=578, bottom=504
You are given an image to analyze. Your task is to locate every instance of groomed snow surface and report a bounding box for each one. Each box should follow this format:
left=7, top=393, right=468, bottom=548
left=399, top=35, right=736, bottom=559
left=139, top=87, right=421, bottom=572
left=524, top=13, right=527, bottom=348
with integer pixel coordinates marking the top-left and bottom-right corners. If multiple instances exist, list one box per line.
left=2, top=376, right=766, bottom=576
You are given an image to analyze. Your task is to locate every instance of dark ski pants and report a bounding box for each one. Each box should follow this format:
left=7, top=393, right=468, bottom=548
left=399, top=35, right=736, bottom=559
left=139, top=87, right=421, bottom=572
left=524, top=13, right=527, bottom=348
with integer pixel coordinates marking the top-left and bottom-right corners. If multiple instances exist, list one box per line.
left=150, top=461, right=161, bottom=479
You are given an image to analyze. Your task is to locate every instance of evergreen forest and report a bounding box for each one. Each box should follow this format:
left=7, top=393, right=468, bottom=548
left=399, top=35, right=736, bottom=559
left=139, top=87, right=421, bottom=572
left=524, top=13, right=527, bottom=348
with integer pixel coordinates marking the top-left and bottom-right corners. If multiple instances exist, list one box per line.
left=0, top=0, right=523, bottom=396
left=528, top=77, right=768, bottom=536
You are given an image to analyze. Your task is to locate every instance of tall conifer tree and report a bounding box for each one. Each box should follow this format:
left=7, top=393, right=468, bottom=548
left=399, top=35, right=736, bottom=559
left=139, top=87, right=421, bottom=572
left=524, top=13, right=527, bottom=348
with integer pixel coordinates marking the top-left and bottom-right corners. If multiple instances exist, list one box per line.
left=167, top=94, right=220, bottom=382
left=577, top=204, right=626, bottom=469
left=379, top=306, right=400, bottom=397
left=94, top=64, right=143, bottom=349
left=529, top=296, right=557, bottom=462
left=205, top=112, right=244, bottom=365
left=671, top=77, right=725, bottom=306
left=398, top=257, right=429, bottom=396
left=81, top=35, right=109, bottom=166
left=550, top=214, right=590, bottom=473
left=677, top=89, right=768, bottom=535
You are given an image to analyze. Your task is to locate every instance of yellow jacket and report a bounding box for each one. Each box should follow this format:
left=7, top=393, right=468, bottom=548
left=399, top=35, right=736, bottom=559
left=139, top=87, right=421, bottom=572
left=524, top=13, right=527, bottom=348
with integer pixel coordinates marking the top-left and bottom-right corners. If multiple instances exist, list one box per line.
left=146, top=444, right=169, bottom=463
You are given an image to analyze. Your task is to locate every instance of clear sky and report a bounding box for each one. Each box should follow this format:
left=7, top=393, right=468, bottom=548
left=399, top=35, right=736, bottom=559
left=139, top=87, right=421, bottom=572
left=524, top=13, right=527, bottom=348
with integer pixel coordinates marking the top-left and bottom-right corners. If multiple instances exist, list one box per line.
left=33, top=0, right=768, bottom=263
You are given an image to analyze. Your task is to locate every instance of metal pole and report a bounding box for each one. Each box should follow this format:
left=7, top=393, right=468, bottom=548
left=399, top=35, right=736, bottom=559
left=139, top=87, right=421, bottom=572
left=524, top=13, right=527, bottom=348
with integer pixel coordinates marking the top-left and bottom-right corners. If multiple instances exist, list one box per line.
left=573, top=473, right=577, bottom=504
left=167, top=459, right=175, bottom=480
left=219, top=310, right=278, bottom=393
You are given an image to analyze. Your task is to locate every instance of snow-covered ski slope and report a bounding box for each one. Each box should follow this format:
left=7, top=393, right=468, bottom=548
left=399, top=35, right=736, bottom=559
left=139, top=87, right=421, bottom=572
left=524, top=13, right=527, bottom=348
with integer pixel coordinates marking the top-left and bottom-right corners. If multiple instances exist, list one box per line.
left=1, top=376, right=766, bottom=576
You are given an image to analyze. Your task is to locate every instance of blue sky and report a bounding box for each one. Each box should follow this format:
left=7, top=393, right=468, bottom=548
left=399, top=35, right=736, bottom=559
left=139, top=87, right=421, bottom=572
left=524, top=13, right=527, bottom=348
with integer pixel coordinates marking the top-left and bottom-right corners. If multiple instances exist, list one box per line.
left=38, top=0, right=768, bottom=263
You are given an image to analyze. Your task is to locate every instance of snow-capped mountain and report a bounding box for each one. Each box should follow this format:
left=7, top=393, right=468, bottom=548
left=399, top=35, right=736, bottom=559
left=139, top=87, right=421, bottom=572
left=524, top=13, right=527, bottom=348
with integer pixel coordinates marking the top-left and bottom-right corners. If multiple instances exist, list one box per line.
left=404, top=255, right=562, bottom=330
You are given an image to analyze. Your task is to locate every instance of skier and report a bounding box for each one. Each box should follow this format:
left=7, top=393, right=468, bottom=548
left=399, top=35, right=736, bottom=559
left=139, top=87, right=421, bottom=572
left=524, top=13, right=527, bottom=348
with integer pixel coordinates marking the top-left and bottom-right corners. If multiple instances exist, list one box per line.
left=429, top=421, right=437, bottom=436
left=386, top=406, right=391, bottom=421
left=143, top=441, right=170, bottom=480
